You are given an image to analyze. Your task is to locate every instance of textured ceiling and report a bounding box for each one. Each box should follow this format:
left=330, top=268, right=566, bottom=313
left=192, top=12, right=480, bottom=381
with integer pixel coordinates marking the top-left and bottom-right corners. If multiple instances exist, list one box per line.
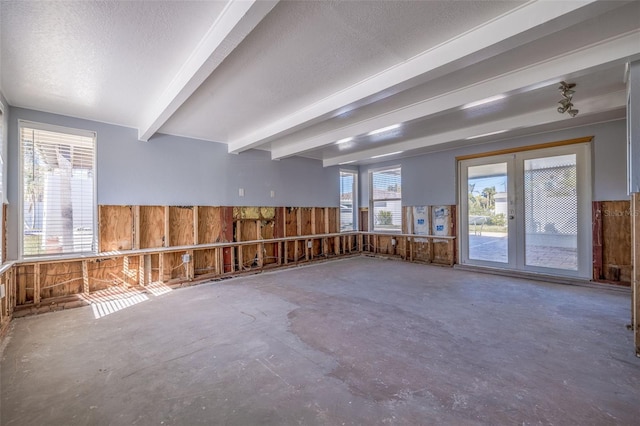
left=0, top=0, right=226, bottom=126
left=160, top=0, right=525, bottom=141
left=1, top=0, right=639, bottom=167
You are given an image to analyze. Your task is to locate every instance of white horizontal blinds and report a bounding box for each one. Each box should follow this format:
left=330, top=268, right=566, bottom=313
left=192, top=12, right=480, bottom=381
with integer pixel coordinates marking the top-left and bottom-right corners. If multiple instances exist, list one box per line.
left=21, top=123, right=96, bottom=256
left=371, top=167, right=402, bottom=231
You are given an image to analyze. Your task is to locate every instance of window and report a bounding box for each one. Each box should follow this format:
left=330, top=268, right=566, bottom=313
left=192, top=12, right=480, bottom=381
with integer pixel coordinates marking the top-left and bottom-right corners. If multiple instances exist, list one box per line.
left=340, top=170, right=357, bottom=231
left=20, top=121, right=96, bottom=256
left=370, top=166, right=401, bottom=231
left=0, top=106, right=4, bottom=262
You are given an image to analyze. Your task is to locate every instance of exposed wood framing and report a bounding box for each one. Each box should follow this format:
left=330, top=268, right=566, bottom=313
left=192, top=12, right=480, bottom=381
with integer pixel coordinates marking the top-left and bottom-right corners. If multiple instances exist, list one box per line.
left=593, top=201, right=604, bottom=280
left=3, top=204, right=462, bottom=329
left=133, top=206, right=141, bottom=250
left=33, top=263, right=41, bottom=305
left=99, top=205, right=134, bottom=252
left=164, top=206, right=171, bottom=248
left=592, top=200, right=632, bottom=284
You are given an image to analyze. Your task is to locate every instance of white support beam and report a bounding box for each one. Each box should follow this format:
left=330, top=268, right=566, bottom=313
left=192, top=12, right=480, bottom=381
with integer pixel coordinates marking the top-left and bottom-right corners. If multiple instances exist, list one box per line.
left=274, top=30, right=640, bottom=160
left=228, top=0, right=602, bottom=153
left=138, top=0, right=278, bottom=142
left=322, top=90, right=626, bottom=167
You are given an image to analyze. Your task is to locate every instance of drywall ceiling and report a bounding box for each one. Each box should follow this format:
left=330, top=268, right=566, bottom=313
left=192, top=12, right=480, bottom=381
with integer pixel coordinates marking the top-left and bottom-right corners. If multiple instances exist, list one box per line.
left=1, top=0, right=639, bottom=167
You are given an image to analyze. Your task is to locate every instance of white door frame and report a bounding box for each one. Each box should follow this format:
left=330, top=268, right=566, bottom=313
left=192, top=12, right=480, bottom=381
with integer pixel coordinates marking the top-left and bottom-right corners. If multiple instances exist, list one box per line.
left=458, top=142, right=592, bottom=279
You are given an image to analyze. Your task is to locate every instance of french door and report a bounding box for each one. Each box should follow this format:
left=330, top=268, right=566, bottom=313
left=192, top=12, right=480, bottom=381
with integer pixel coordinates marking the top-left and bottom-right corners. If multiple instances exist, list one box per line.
left=459, top=143, right=591, bottom=278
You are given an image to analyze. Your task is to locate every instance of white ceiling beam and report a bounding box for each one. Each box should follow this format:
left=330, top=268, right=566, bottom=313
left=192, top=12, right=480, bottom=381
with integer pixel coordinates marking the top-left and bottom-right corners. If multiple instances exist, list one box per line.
left=322, top=90, right=627, bottom=167
left=228, top=0, right=603, bottom=153
left=273, top=30, right=640, bottom=160
left=138, top=0, right=278, bottom=142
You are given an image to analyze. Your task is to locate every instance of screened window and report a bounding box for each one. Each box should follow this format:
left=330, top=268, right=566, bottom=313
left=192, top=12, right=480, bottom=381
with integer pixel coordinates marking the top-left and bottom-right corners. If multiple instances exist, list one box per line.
left=370, top=166, right=402, bottom=232
left=20, top=121, right=96, bottom=256
left=340, top=170, right=357, bottom=231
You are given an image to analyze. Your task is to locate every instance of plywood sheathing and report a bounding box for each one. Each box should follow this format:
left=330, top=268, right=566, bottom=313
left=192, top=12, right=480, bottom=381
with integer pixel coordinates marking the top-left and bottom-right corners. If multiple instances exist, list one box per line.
left=261, top=220, right=278, bottom=265
left=300, top=208, right=313, bottom=236
left=163, top=252, right=190, bottom=281
left=98, top=205, right=133, bottom=252
left=15, top=265, right=34, bottom=306
left=592, top=201, right=633, bottom=284
left=169, top=206, right=195, bottom=247
left=139, top=206, right=165, bottom=249
left=285, top=207, right=299, bottom=237
left=236, top=220, right=260, bottom=270
left=221, top=207, right=234, bottom=273
left=194, top=249, right=218, bottom=278
left=86, top=257, right=140, bottom=292
left=274, top=208, right=285, bottom=238
left=593, top=201, right=604, bottom=280
left=311, top=208, right=323, bottom=256
left=328, top=207, right=338, bottom=234
left=197, top=207, right=223, bottom=244
left=602, top=201, right=632, bottom=284
left=39, top=261, right=84, bottom=300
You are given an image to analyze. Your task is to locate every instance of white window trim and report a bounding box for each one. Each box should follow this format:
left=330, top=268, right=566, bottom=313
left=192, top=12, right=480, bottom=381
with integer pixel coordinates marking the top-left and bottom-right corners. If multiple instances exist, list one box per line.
left=340, top=169, right=358, bottom=232
left=18, top=120, right=98, bottom=259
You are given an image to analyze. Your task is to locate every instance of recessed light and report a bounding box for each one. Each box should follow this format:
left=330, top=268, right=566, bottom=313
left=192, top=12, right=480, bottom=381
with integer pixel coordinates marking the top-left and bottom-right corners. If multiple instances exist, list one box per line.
left=367, top=123, right=401, bottom=136
left=335, top=137, right=353, bottom=145
left=465, top=130, right=508, bottom=140
left=371, top=151, right=404, bottom=159
left=338, top=160, right=356, bottom=165
left=462, top=94, right=507, bottom=110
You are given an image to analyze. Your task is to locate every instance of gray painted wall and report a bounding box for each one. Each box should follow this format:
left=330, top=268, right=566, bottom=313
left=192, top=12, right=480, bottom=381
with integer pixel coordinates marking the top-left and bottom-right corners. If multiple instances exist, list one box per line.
left=360, top=119, right=628, bottom=207
left=6, top=107, right=339, bottom=259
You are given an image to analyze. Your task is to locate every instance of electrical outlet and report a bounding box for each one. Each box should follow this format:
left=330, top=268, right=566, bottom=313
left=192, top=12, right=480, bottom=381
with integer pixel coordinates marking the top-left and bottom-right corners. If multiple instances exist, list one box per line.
left=182, top=253, right=192, bottom=263
left=270, top=190, right=275, bottom=198
left=0, top=284, right=5, bottom=299
left=307, top=240, right=312, bottom=249
left=391, top=238, right=396, bottom=246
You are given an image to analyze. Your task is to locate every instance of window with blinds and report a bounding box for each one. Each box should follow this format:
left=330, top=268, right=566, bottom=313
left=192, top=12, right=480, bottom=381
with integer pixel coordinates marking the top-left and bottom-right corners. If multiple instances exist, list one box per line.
left=370, top=166, right=402, bottom=232
left=20, top=121, right=96, bottom=256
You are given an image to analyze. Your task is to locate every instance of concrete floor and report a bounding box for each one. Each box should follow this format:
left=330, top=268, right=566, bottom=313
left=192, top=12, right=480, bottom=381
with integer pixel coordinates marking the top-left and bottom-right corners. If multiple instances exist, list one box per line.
left=1, top=256, right=639, bottom=425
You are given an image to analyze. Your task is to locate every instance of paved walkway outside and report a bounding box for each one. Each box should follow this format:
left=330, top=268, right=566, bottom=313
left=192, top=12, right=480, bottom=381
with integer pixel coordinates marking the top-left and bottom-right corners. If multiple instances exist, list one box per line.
left=469, top=234, right=578, bottom=270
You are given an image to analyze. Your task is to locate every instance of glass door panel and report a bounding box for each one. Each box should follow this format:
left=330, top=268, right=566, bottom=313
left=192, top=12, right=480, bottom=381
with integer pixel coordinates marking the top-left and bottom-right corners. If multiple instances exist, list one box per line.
left=523, top=154, right=578, bottom=271
left=466, top=162, right=510, bottom=264
left=460, top=143, right=590, bottom=278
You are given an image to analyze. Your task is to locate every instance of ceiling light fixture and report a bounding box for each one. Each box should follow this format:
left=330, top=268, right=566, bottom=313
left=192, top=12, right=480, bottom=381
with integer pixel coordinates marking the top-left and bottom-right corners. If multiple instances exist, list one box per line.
left=335, top=137, right=353, bottom=145
left=465, top=129, right=508, bottom=140
left=371, top=151, right=404, bottom=159
left=461, top=94, right=507, bottom=109
left=367, top=123, right=401, bottom=136
left=557, top=81, right=579, bottom=117
left=338, top=160, right=356, bottom=165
